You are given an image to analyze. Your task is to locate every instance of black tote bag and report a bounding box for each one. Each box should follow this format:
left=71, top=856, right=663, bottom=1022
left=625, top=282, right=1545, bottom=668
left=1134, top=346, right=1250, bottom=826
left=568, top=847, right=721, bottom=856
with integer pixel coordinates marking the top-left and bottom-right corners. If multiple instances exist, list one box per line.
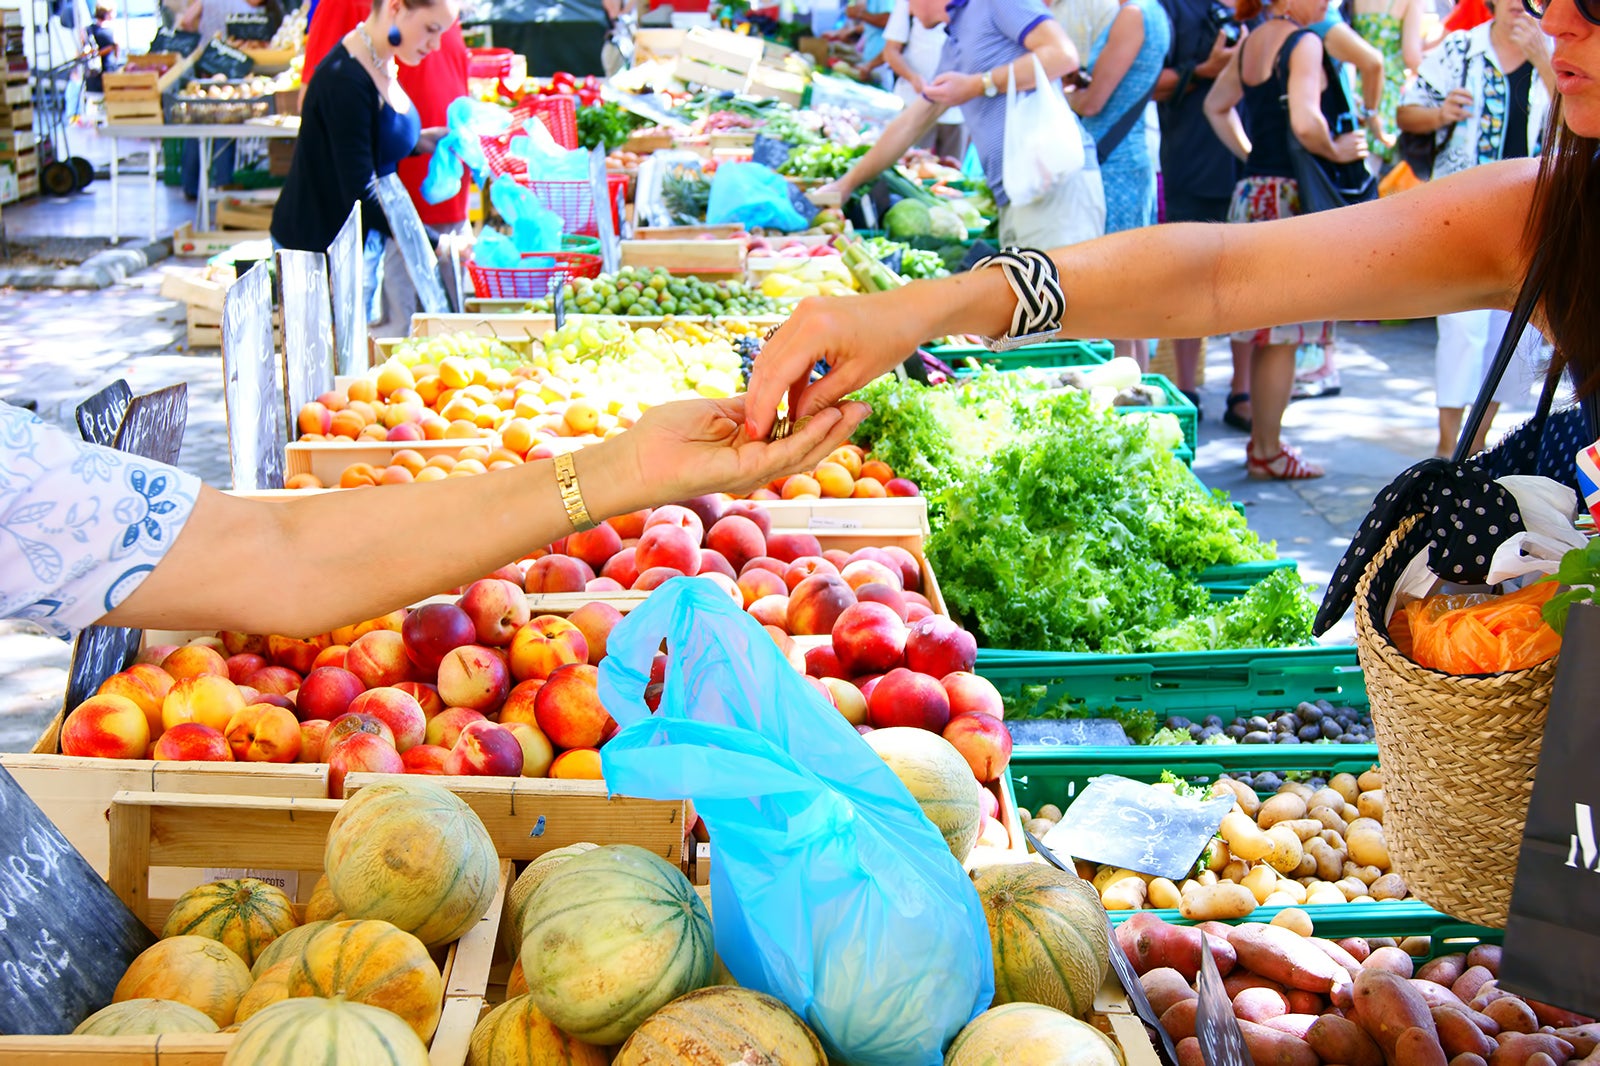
left=1278, top=28, right=1378, bottom=213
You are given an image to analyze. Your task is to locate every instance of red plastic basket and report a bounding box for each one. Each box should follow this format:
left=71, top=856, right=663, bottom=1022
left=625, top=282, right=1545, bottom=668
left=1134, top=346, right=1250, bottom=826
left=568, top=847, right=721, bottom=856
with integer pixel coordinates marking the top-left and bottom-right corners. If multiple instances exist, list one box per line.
left=467, top=252, right=602, bottom=300
left=512, top=95, right=579, bottom=151
left=517, top=175, right=627, bottom=238
left=467, top=47, right=515, bottom=79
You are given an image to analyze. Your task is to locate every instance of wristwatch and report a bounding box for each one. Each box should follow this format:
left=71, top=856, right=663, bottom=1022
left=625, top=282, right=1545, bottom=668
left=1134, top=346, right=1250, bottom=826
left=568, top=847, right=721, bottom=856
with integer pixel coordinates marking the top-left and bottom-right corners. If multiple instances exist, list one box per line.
left=981, top=70, right=998, bottom=98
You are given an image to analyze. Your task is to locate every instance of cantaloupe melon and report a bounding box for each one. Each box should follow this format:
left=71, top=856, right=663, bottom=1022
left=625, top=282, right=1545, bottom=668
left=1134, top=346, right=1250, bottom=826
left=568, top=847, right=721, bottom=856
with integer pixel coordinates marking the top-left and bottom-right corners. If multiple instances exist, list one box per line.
left=285, top=919, right=443, bottom=1042
left=113, top=936, right=252, bottom=1027
left=223, top=996, right=430, bottom=1065
left=504, top=842, right=598, bottom=956
left=236, top=959, right=293, bottom=1023
left=73, top=999, right=220, bottom=1036
left=324, top=780, right=497, bottom=947
left=522, top=844, right=713, bottom=1045
left=973, top=863, right=1111, bottom=1018
left=507, top=958, right=528, bottom=999
left=162, top=877, right=297, bottom=968
left=250, top=920, right=331, bottom=979
left=304, top=874, right=346, bottom=922
left=864, top=727, right=983, bottom=862
left=466, top=994, right=609, bottom=1066
left=945, top=1003, right=1124, bottom=1065
left=614, top=987, right=826, bottom=1065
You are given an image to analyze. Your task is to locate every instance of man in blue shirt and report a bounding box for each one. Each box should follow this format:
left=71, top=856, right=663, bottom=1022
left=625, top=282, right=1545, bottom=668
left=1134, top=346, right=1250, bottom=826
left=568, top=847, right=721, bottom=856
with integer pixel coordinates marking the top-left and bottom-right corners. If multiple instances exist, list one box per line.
left=820, top=0, right=1106, bottom=249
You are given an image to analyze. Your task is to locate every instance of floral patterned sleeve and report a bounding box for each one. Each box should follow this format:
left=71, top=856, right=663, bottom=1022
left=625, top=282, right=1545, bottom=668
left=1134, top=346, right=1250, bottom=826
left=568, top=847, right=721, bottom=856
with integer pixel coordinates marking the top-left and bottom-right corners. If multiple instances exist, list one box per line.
left=0, top=403, right=201, bottom=639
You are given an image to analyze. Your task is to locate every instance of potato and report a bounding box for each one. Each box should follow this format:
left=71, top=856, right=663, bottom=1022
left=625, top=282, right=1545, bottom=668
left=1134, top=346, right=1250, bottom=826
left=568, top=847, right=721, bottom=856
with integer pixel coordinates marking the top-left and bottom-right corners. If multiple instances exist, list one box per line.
left=1349, top=828, right=1392, bottom=869
left=1472, top=985, right=1512, bottom=1012
left=1435, top=1006, right=1499, bottom=1059
left=1266, top=1015, right=1321, bottom=1040
left=1214, top=777, right=1262, bottom=817
left=1197, top=869, right=1219, bottom=887
left=1356, top=864, right=1386, bottom=885
left=1163, top=998, right=1199, bottom=1041
left=1224, top=860, right=1249, bottom=884
left=1274, top=878, right=1309, bottom=905
left=1358, top=789, right=1388, bottom=823
left=1264, top=892, right=1302, bottom=908
left=1308, top=786, right=1347, bottom=812
left=1359, top=767, right=1384, bottom=791
left=1309, top=937, right=1365, bottom=978
left=1208, top=839, right=1232, bottom=872
left=1372, top=872, right=1409, bottom=900
left=1015, top=806, right=1032, bottom=824
left=1177, top=1036, right=1205, bottom=1066
left=1450, top=1056, right=1490, bottom=1066
left=1306, top=882, right=1349, bottom=906
left=1345, top=802, right=1363, bottom=822
left=1232, top=923, right=1347, bottom=993
left=1181, top=882, right=1258, bottom=921
left=1236, top=986, right=1292, bottom=1023
left=1315, top=807, right=1352, bottom=836
left=1308, top=839, right=1345, bottom=882
left=1036, top=803, right=1063, bottom=822
left=1468, top=945, right=1503, bottom=977
left=1094, top=866, right=1143, bottom=893
left=1410, top=979, right=1470, bottom=1012
left=1396, top=1025, right=1450, bottom=1066
left=1308, top=1014, right=1386, bottom=1066
left=1288, top=990, right=1325, bottom=1014
left=1321, top=829, right=1350, bottom=853
left=1529, top=999, right=1595, bottom=1029
left=1074, top=859, right=1097, bottom=880
left=1352, top=969, right=1437, bottom=1057
left=1271, top=907, right=1314, bottom=937
left=1367, top=946, right=1417, bottom=978
left=1490, top=1033, right=1576, bottom=1066
left=1417, top=954, right=1468, bottom=988
left=1347, top=816, right=1383, bottom=836
left=1279, top=818, right=1326, bottom=842
left=1371, top=937, right=1399, bottom=949
left=1293, top=853, right=1319, bottom=879
left=1223, top=810, right=1275, bottom=862
left=1337, top=877, right=1371, bottom=901
left=1353, top=895, right=1378, bottom=904
left=1102, top=875, right=1148, bottom=910
left=1116, top=912, right=1238, bottom=979
left=1554, top=1025, right=1600, bottom=1058
left=1522, top=1055, right=1558, bottom=1066
left=1330, top=772, right=1362, bottom=805
left=1282, top=780, right=1317, bottom=801
left=1238, top=1018, right=1321, bottom=1066
left=1266, top=824, right=1307, bottom=874
left=1024, top=817, right=1055, bottom=839
left=1148, top=877, right=1182, bottom=909
left=1244, top=863, right=1282, bottom=904
left=1259, top=792, right=1310, bottom=829
left=1340, top=938, right=1374, bottom=962
left=1401, top=937, right=1434, bottom=958
left=1484, top=998, right=1538, bottom=1035
left=1181, top=878, right=1201, bottom=896
left=1141, top=967, right=1198, bottom=1017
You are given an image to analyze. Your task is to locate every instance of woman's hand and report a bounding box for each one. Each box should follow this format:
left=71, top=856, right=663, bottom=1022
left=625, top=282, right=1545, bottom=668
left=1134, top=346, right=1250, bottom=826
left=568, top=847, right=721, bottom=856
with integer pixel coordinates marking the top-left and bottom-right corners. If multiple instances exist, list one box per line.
left=1330, top=129, right=1369, bottom=164
left=1439, top=87, right=1474, bottom=126
left=616, top=394, right=871, bottom=503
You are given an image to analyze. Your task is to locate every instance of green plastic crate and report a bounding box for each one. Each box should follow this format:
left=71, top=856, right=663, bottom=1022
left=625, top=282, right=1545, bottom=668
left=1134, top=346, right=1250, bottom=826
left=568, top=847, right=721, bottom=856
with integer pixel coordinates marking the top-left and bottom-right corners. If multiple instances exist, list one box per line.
left=1104, top=902, right=1502, bottom=946
left=1132, top=373, right=1199, bottom=452
left=1197, top=558, right=1301, bottom=600
left=930, top=339, right=1114, bottom=371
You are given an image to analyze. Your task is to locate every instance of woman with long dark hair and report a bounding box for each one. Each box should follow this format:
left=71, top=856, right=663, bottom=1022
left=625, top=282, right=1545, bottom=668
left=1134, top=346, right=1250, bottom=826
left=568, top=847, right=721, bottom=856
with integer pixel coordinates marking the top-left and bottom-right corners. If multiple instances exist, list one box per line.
left=743, top=0, right=1600, bottom=469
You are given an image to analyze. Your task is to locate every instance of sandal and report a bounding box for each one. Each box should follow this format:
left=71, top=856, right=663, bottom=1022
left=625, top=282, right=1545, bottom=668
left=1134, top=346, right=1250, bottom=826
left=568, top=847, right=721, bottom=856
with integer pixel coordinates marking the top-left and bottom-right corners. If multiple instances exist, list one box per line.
left=1246, top=444, right=1325, bottom=480
left=1180, top=389, right=1203, bottom=420
left=1223, top=392, right=1252, bottom=433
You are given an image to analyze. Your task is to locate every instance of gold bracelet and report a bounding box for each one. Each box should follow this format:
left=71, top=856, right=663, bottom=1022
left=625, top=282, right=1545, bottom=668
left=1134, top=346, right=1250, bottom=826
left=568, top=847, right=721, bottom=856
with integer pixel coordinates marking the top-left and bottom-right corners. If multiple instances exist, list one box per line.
left=553, top=451, right=596, bottom=532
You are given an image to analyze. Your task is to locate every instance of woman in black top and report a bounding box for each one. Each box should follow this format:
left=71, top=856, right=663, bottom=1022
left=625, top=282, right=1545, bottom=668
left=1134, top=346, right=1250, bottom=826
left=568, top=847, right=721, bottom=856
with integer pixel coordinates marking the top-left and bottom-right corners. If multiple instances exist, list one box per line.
left=270, top=0, right=455, bottom=317
left=1203, top=0, right=1368, bottom=481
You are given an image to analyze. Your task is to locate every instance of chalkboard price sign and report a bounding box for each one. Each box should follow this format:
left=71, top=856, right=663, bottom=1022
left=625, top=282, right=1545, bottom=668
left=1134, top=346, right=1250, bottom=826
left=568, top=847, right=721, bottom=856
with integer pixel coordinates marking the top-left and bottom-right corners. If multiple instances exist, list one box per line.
left=1196, top=930, right=1254, bottom=1066
left=222, top=261, right=287, bottom=491
left=276, top=248, right=336, bottom=446
left=0, top=765, right=157, bottom=1034
left=374, top=174, right=451, bottom=315
left=74, top=381, right=132, bottom=447
left=1043, top=774, right=1235, bottom=881
left=327, top=203, right=367, bottom=377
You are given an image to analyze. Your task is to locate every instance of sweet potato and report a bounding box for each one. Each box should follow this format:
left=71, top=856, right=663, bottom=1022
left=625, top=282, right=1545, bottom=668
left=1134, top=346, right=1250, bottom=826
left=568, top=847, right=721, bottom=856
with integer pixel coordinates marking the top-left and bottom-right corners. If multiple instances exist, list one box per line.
left=1524, top=1055, right=1559, bottom=1066
left=1140, top=967, right=1197, bottom=1017
left=1354, top=968, right=1438, bottom=1057
left=1227, top=971, right=1290, bottom=999
left=1396, top=1026, right=1451, bottom=1066
left=1177, top=1036, right=1205, bottom=1066
left=1555, top=1026, right=1600, bottom=1058
left=1287, top=990, right=1325, bottom=1015
left=1419, top=954, right=1470, bottom=987
left=1412, top=980, right=1471, bottom=1012
left=1311, top=936, right=1366, bottom=978
left=1341, top=938, right=1374, bottom=962
left=1450, top=1056, right=1490, bottom=1066
left=1232, top=922, right=1347, bottom=993
left=1120, top=914, right=1237, bottom=980
left=1490, top=1033, right=1575, bottom=1066
left=1484, top=998, right=1539, bottom=1036
left=1436, top=1006, right=1500, bottom=1059
left=1307, top=1014, right=1385, bottom=1066
left=1162, top=998, right=1199, bottom=1041
left=1181, top=883, right=1259, bottom=922
left=1237, top=1018, right=1321, bottom=1066
left=1469, top=945, right=1503, bottom=976
left=1454, top=967, right=1497, bottom=1006
left=1265, top=1014, right=1321, bottom=1040
left=1530, top=1001, right=1595, bottom=1029
left=1235, top=986, right=1292, bottom=1023
left=1367, top=946, right=1418, bottom=978
left=1469, top=1010, right=1504, bottom=1037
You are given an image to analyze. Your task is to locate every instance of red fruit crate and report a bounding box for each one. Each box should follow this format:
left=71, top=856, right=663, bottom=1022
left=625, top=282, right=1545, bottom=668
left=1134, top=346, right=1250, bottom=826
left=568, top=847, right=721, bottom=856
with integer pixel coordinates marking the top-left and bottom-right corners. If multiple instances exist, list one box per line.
left=511, top=94, right=578, bottom=151
left=467, top=46, right=516, bottom=79
left=467, top=251, right=602, bottom=300
left=518, top=175, right=628, bottom=238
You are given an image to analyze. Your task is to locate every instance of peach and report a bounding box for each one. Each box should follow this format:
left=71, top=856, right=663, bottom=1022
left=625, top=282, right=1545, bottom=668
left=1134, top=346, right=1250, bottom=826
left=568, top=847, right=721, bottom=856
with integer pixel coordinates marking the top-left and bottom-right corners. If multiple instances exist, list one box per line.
left=444, top=720, right=524, bottom=777
left=353, top=610, right=409, bottom=638
left=859, top=459, right=893, bottom=483
left=498, top=679, right=546, bottom=728
left=534, top=663, right=616, bottom=750
left=482, top=563, right=527, bottom=587
left=348, top=688, right=427, bottom=751
left=188, top=636, right=229, bottom=655
left=804, top=676, right=836, bottom=707
left=224, top=704, right=302, bottom=763
left=97, top=670, right=170, bottom=737
left=567, top=602, right=624, bottom=666
left=326, top=712, right=397, bottom=751
left=852, top=477, right=887, bottom=499
left=394, top=681, right=444, bottom=719
left=840, top=559, right=902, bottom=592
left=906, top=603, right=935, bottom=623
left=677, top=494, right=729, bottom=531
left=697, top=549, right=737, bottom=580
left=347, top=630, right=416, bottom=689
left=739, top=556, right=788, bottom=579
left=61, top=694, right=150, bottom=759
left=221, top=631, right=269, bottom=657
left=632, top=567, right=685, bottom=591
left=267, top=634, right=329, bottom=676
left=747, top=594, right=790, bottom=630
left=600, top=547, right=640, bottom=589
left=138, top=644, right=178, bottom=666
left=225, top=653, right=269, bottom=685
left=822, top=549, right=853, bottom=570
left=783, top=556, right=839, bottom=592
left=437, top=645, right=511, bottom=713
left=781, top=474, right=820, bottom=499
left=905, top=616, right=976, bottom=678
left=327, top=733, right=404, bottom=797
left=766, top=533, right=822, bottom=564
left=786, top=574, right=857, bottom=637
left=643, top=504, right=705, bottom=546
left=245, top=666, right=301, bottom=700
left=699, top=572, right=743, bottom=604
left=943, top=713, right=1012, bottom=781
left=635, top=524, right=700, bottom=576
left=882, top=545, right=923, bottom=592
left=979, top=786, right=1000, bottom=822
left=765, top=627, right=808, bottom=673
left=904, top=591, right=934, bottom=611
left=298, top=720, right=331, bottom=763
left=831, top=602, right=908, bottom=676
left=564, top=523, right=623, bottom=572
left=822, top=677, right=869, bottom=726
left=503, top=721, right=555, bottom=777
left=856, top=675, right=882, bottom=703
left=524, top=555, right=591, bottom=594
left=855, top=582, right=909, bottom=620
left=162, top=645, right=229, bottom=682
left=508, top=615, right=589, bottom=682
left=162, top=675, right=248, bottom=734
left=943, top=672, right=1005, bottom=721
left=587, top=577, right=625, bottom=592
left=867, top=667, right=951, bottom=732
left=152, top=722, right=233, bottom=762
left=310, top=646, right=350, bottom=672
left=296, top=667, right=367, bottom=722
left=402, top=603, right=478, bottom=673
left=885, top=478, right=920, bottom=497
left=705, top=516, right=766, bottom=573
left=425, top=706, right=487, bottom=749
left=401, top=744, right=451, bottom=774
left=458, top=578, right=531, bottom=647
left=805, top=645, right=846, bottom=679
left=723, top=501, right=773, bottom=537
left=126, top=661, right=176, bottom=698
left=549, top=748, right=604, bottom=780
left=737, top=567, right=787, bottom=608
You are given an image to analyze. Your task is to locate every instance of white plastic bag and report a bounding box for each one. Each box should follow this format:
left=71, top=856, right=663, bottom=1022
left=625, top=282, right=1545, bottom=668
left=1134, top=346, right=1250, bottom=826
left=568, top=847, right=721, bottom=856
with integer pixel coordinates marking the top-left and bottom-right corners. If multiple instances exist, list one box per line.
left=1001, top=53, right=1086, bottom=207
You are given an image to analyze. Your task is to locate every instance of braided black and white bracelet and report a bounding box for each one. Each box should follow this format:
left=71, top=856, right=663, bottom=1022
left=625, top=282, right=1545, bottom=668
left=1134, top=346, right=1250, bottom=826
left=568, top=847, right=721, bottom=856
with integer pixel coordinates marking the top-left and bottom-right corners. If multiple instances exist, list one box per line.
left=971, top=247, right=1066, bottom=352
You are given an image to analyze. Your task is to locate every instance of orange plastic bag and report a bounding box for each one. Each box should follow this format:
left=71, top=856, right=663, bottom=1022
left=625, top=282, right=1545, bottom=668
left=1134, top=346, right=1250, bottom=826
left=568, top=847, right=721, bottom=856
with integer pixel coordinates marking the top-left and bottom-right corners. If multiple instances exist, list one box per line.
left=1394, top=582, right=1562, bottom=674
left=1379, top=161, right=1422, bottom=198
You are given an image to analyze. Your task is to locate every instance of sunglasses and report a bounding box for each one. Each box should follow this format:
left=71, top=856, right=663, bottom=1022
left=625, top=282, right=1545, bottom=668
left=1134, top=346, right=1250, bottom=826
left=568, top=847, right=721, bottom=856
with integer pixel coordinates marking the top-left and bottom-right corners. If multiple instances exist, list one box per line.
left=1523, top=0, right=1600, bottom=25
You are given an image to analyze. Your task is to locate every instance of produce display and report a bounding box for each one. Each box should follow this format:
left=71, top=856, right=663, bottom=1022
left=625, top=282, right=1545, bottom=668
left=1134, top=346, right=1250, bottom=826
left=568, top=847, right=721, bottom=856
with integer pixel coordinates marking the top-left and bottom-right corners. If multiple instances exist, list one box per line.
left=780, top=142, right=869, bottom=180
left=524, top=268, right=781, bottom=318
left=1004, top=696, right=1376, bottom=748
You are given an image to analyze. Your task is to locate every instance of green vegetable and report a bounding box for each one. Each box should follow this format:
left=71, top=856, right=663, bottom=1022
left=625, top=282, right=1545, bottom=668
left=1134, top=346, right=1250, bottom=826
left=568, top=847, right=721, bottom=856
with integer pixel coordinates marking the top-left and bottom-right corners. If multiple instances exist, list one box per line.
left=1159, top=770, right=1206, bottom=798
left=1150, top=728, right=1193, bottom=747
left=780, top=142, right=867, bottom=180
left=1146, top=570, right=1318, bottom=652
left=1542, top=536, right=1600, bottom=634
left=884, top=199, right=933, bottom=239
left=576, top=102, right=646, bottom=151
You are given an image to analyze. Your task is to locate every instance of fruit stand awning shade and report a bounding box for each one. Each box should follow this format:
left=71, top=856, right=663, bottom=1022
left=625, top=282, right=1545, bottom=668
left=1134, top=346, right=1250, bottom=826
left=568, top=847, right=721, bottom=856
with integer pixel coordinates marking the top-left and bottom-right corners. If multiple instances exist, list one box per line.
left=0, top=766, right=158, bottom=1035
left=464, top=0, right=610, bottom=77
left=465, top=0, right=606, bottom=24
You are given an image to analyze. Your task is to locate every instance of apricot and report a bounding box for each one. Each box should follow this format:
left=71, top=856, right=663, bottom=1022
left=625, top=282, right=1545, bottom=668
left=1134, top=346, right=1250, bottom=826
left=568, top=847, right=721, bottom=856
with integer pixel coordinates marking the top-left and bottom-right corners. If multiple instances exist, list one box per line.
left=285, top=473, right=324, bottom=490
left=389, top=449, right=426, bottom=475
left=852, top=477, right=887, bottom=498
left=329, top=410, right=365, bottom=440
left=347, top=378, right=378, bottom=404
left=782, top=474, right=821, bottom=500
left=814, top=462, right=854, bottom=498
left=375, top=362, right=416, bottom=398
left=339, top=463, right=379, bottom=489
left=860, top=460, right=894, bottom=483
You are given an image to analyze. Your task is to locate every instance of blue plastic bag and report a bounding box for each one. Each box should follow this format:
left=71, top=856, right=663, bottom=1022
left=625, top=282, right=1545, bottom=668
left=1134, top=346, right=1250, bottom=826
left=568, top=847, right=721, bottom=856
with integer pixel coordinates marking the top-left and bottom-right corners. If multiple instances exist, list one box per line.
left=597, top=579, right=994, bottom=1066
left=422, top=98, right=511, bottom=203
left=487, top=177, right=564, bottom=255
left=512, top=116, right=592, bottom=182
left=706, top=162, right=809, bottom=232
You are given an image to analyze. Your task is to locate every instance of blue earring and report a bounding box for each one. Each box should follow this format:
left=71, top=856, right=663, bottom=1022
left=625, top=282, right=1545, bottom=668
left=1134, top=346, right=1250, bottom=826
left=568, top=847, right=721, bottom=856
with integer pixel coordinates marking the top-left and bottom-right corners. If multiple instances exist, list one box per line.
left=387, top=24, right=402, bottom=46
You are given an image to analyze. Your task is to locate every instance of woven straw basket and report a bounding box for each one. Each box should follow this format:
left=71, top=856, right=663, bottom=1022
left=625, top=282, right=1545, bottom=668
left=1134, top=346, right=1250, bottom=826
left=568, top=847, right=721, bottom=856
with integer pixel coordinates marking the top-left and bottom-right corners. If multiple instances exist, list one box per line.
left=1352, top=514, right=1558, bottom=927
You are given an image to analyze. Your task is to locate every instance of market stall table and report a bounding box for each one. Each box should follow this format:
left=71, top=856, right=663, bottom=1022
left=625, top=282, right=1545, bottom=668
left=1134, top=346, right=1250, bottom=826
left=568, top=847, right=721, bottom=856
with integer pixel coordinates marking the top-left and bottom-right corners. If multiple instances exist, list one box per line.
left=99, top=120, right=299, bottom=242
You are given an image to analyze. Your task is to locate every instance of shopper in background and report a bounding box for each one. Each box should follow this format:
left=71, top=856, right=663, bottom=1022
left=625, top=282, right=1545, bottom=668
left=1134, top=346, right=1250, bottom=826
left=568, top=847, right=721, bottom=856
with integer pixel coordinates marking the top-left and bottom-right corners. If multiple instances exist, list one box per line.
left=175, top=0, right=265, bottom=200
left=1053, top=0, right=1122, bottom=63
left=85, top=5, right=119, bottom=95
left=302, top=0, right=470, bottom=333
left=818, top=0, right=1104, bottom=250
left=881, top=0, right=968, bottom=161
left=848, top=0, right=897, bottom=87
left=1398, top=0, right=1552, bottom=456
left=1071, top=0, right=1171, bottom=364
left=1346, top=0, right=1427, bottom=161
left=1204, top=0, right=1369, bottom=480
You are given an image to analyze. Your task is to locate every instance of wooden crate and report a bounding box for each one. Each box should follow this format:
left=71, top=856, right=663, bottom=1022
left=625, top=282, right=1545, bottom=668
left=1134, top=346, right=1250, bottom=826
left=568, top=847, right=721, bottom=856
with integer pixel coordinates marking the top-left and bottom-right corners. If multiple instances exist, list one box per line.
left=187, top=303, right=221, bottom=348
left=215, top=195, right=276, bottom=231
left=632, top=27, right=686, bottom=64
left=674, top=27, right=763, bottom=93
left=747, top=63, right=807, bottom=108
left=160, top=270, right=229, bottom=312
left=634, top=223, right=745, bottom=241
left=173, top=221, right=270, bottom=258
left=411, top=311, right=787, bottom=340
left=3, top=79, right=29, bottom=106
left=15, top=168, right=34, bottom=200
left=103, top=47, right=200, bottom=125
left=618, top=238, right=745, bottom=277
left=285, top=434, right=591, bottom=485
